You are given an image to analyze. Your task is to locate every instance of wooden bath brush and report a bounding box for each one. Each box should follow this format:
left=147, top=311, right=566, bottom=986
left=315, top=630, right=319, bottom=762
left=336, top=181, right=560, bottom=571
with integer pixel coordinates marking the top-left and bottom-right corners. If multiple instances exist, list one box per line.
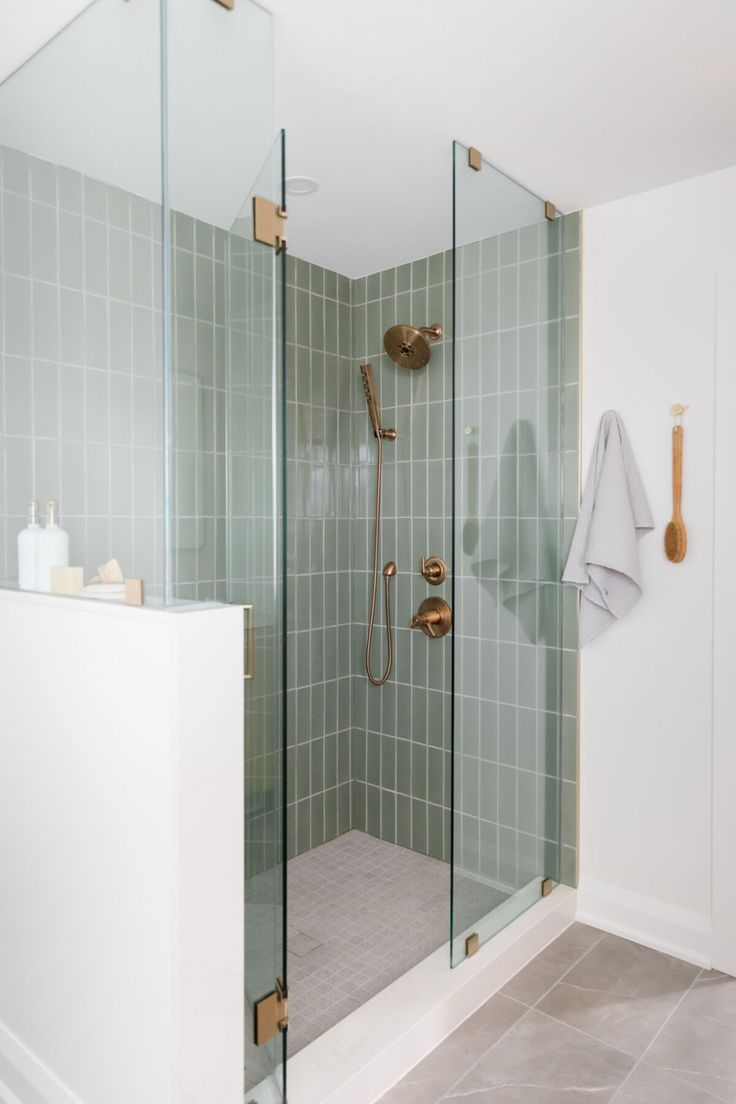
left=664, top=416, right=687, bottom=563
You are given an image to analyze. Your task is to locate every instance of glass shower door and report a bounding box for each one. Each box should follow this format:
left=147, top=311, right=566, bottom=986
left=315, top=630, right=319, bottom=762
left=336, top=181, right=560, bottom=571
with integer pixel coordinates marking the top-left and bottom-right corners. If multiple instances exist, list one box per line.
left=230, top=132, right=288, bottom=1102
left=450, top=142, right=564, bottom=964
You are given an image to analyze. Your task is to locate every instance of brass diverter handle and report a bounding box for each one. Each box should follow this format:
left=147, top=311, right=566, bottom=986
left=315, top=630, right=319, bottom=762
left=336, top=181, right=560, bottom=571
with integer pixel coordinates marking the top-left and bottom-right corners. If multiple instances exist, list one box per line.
left=420, top=555, right=447, bottom=585
left=410, top=597, right=453, bottom=639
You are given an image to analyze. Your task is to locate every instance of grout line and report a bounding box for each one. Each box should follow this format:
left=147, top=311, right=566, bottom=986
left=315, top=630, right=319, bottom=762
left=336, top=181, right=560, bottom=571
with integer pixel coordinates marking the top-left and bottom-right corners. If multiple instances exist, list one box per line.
left=434, top=998, right=534, bottom=1104
left=518, top=927, right=606, bottom=1009
left=608, top=967, right=708, bottom=1103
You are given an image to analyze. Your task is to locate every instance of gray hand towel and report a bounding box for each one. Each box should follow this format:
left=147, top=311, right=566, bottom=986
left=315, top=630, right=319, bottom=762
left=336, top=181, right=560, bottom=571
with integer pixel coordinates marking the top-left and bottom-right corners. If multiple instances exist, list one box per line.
left=563, top=410, right=654, bottom=646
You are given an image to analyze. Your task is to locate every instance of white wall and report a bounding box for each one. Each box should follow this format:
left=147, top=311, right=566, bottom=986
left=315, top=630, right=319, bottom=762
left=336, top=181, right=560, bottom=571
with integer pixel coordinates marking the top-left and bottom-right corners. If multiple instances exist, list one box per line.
left=0, top=590, right=244, bottom=1104
left=577, top=164, right=736, bottom=966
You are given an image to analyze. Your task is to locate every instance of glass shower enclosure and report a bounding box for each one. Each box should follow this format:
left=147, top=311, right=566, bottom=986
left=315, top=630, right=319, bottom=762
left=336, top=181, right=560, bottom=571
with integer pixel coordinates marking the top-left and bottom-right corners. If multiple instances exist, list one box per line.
left=450, top=143, right=568, bottom=963
left=0, top=3, right=578, bottom=1100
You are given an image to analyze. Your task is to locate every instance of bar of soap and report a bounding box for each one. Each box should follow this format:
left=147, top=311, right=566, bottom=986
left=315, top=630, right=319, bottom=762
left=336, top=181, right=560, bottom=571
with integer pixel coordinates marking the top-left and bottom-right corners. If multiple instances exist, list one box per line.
left=50, top=566, right=84, bottom=596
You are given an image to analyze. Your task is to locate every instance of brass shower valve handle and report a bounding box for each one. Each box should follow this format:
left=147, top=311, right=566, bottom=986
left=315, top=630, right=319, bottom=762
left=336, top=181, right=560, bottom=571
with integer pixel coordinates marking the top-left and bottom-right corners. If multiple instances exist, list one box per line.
left=420, top=555, right=447, bottom=585
left=410, top=597, right=453, bottom=639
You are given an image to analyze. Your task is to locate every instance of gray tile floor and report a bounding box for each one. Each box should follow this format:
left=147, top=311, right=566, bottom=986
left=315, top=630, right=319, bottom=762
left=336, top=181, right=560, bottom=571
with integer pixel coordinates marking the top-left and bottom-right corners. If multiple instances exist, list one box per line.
left=378, top=922, right=736, bottom=1104
left=287, top=830, right=506, bottom=1056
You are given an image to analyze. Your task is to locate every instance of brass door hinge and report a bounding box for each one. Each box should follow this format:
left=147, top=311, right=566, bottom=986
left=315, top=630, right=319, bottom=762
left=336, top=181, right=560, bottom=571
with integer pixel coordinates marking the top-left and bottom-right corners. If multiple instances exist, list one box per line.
left=253, top=196, right=288, bottom=252
left=254, top=978, right=289, bottom=1046
left=213, top=0, right=234, bottom=8
left=541, top=876, right=553, bottom=897
left=544, top=201, right=557, bottom=221
left=468, top=147, right=482, bottom=172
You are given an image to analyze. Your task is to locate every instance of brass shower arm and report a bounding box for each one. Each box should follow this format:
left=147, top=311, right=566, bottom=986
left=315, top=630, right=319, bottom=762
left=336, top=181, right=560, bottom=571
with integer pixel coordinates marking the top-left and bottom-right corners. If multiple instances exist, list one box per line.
left=419, top=324, right=443, bottom=342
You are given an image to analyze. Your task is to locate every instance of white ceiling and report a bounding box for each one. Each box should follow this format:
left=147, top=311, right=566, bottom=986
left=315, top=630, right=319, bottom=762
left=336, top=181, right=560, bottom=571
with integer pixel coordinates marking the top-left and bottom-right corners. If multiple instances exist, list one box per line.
left=0, top=0, right=274, bottom=235
left=3, top=0, right=736, bottom=277
left=270, top=0, right=736, bottom=275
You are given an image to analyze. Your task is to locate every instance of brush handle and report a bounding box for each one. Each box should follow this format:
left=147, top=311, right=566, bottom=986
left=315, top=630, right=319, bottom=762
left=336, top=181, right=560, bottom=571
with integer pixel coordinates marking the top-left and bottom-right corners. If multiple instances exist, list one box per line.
left=672, top=425, right=684, bottom=520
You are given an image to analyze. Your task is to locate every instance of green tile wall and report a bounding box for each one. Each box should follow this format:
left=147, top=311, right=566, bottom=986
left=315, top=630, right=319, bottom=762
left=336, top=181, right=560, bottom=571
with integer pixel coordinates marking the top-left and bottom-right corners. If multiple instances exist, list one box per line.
left=170, top=208, right=229, bottom=602
left=0, top=146, right=166, bottom=590
left=349, top=254, right=454, bottom=860
left=453, top=214, right=580, bottom=894
left=285, top=255, right=354, bottom=857
left=287, top=214, right=580, bottom=889
left=228, top=219, right=285, bottom=880
left=346, top=217, right=580, bottom=889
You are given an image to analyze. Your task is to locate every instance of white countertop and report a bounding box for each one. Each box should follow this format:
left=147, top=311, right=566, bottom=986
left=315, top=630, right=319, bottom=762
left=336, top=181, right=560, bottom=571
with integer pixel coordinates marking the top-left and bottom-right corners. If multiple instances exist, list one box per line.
left=0, top=584, right=231, bottom=621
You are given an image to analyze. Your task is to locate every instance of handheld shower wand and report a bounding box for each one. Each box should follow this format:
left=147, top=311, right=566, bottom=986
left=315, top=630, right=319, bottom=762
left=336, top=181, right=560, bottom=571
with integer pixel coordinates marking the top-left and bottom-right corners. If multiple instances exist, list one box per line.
left=360, top=364, right=397, bottom=686
left=360, top=364, right=396, bottom=441
left=360, top=363, right=382, bottom=437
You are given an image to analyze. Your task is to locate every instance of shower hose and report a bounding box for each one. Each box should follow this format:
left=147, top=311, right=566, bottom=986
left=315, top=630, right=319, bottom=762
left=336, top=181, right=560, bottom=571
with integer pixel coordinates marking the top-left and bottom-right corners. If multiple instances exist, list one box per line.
left=365, top=429, right=395, bottom=686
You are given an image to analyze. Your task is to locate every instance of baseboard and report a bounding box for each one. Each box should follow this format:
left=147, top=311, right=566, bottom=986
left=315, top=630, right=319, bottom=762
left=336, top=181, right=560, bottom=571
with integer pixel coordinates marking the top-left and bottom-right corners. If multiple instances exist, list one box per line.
left=0, top=1018, right=85, bottom=1104
left=576, top=877, right=711, bottom=968
left=267, top=885, right=577, bottom=1104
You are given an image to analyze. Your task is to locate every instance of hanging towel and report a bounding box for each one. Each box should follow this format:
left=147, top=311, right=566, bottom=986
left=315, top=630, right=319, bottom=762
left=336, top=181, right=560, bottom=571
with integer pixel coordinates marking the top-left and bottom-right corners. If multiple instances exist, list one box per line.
left=563, top=411, right=653, bottom=646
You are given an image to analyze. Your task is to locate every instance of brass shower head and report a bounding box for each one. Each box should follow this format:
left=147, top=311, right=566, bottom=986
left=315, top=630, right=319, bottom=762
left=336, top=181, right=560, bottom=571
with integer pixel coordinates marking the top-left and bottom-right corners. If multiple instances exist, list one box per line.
left=383, top=323, right=443, bottom=370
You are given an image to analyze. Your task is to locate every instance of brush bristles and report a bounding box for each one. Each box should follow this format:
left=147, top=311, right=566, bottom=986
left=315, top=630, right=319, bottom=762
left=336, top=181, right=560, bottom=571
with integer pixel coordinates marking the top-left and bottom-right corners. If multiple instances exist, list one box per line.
left=664, top=522, right=687, bottom=563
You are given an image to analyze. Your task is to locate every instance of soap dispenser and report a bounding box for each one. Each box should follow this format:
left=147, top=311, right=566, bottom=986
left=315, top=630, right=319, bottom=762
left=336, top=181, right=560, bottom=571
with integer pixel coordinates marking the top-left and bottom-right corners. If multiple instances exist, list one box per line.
left=17, top=501, right=41, bottom=590
left=36, top=500, right=70, bottom=593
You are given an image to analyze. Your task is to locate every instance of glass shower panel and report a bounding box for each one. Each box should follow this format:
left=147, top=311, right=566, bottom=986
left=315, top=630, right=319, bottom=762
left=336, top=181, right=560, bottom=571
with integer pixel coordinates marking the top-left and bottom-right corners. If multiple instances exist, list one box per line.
left=164, top=2, right=286, bottom=1093
left=232, top=133, right=288, bottom=1102
left=0, top=0, right=165, bottom=597
left=450, top=142, right=563, bottom=964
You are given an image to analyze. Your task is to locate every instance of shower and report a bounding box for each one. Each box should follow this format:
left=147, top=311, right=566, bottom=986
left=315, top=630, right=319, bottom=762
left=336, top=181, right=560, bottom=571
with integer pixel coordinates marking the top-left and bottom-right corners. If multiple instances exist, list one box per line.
left=361, top=322, right=441, bottom=686
left=384, top=322, right=443, bottom=369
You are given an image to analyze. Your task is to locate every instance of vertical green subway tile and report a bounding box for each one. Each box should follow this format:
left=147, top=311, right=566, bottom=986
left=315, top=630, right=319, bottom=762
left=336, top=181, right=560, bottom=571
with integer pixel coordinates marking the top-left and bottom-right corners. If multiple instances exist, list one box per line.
left=561, top=844, right=578, bottom=888
left=396, top=794, right=412, bottom=849
left=381, top=790, right=396, bottom=844
left=561, top=715, right=577, bottom=783
left=427, top=803, right=444, bottom=860
left=381, top=733, right=396, bottom=790
left=351, top=780, right=366, bottom=832
left=366, top=784, right=381, bottom=838
left=411, top=799, right=428, bottom=855
left=324, top=787, right=338, bottom=843
left=411, top=743, right=427, bottom=800
left=296, top=798, right=311, bottom=854
left=562, top=649, right=578, bottom=716
left=338, top=782, right=351, bottom=835
left=310, top=793, right=325, bottom=848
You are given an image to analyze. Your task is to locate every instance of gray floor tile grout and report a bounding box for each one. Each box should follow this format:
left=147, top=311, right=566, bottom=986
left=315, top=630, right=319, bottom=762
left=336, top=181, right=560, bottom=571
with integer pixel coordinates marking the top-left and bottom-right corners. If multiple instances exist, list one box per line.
left=524, top=927, right=607, bottom=1009
left=433, top=929, right=614, bottom=1102
left=435, top=997, right=532, bottom=1104
left=530, top=1003, right=641, bottom=1063
left=603, top=966, right=713, bottom=1104
left=381, top=926, right=736, bottom=1104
